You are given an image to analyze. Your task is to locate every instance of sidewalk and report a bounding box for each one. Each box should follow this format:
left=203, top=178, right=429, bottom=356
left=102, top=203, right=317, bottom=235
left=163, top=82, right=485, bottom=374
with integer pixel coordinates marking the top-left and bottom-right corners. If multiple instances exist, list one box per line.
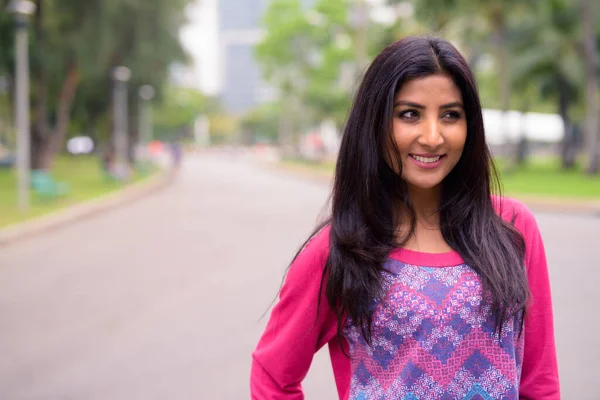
left=0, top=171, right=173, bottom=246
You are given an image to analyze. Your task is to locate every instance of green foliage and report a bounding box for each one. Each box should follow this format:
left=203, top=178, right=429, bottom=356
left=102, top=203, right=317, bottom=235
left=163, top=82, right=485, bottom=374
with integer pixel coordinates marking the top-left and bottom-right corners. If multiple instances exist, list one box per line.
left=256, top=0, right=356, bottom=129
left=0, top=0, right=194, bottom=167
left=208, top=114, right=239, bottom=145
left=256, top=0, right=313, bottom=84
left=153, top=87, right=216, bottom=131
left=71, top=0, right=194, bottom=143
left=256, top=0, right=600, bottom=174
left=240, top=102, right=281, bottom=143
left=508, top=0, right=582, bottom=113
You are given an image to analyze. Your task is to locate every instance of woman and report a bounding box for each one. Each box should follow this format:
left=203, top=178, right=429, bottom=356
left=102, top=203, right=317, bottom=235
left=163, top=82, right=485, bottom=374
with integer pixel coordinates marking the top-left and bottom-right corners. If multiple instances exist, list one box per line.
left=251, top=36, right=560, bottom=400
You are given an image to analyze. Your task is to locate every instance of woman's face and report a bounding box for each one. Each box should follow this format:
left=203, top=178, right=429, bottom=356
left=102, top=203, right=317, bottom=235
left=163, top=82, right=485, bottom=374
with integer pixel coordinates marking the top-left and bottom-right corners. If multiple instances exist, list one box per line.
left=387, top=74, right=467, bottom=192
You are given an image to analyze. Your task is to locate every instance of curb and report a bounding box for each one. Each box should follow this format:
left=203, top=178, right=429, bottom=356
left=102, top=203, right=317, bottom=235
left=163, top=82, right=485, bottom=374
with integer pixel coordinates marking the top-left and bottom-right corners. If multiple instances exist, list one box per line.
left=0, top=171, right=174, bottom=247
left=269, top=163, right=600, bottom=216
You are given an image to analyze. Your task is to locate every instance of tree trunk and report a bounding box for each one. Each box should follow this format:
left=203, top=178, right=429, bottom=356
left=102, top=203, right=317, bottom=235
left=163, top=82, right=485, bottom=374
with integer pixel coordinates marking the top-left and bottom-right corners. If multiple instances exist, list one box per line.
left=558, top=81, right=576, bottom=169
left=30, top=126, right=49, bottom=170
left=28, top=0, right=79, bottom=171
left=39, top=63, right=80, bottom=170
left=31, top=77, right=51, bottom=170
left=30, top=0, right=49, bottom=170
left=517, top=103, right=529, bottom=166
left=30, top=67, right=79, bottom=170
left=582, top=0, right=600, bottom=174
left=31, top=62, right=52, bottom=170
left=278, top=100, right=294, bottom=158
left=492, top=8, right=513, bottom=166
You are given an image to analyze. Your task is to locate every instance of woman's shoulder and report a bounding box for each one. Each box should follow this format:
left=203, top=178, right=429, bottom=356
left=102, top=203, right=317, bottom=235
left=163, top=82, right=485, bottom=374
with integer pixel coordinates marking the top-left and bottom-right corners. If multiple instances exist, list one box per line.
left=297, top=224, right=331, bottom=261
left=287, top=224, right=332, bottom=281
left=491, top=195, right=539, bottom=234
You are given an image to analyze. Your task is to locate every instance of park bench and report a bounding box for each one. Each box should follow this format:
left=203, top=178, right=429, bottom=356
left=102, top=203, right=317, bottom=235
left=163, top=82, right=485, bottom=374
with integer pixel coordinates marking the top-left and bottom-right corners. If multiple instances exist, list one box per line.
left=31, top=170, right=70, bottom=199
left=0, top=153, right=15, bottom=169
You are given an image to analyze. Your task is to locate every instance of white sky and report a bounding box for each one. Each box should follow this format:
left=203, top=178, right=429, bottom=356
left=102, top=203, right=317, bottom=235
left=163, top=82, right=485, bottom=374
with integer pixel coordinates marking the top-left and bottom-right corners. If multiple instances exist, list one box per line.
left=180, top=0, right=220, bottom=94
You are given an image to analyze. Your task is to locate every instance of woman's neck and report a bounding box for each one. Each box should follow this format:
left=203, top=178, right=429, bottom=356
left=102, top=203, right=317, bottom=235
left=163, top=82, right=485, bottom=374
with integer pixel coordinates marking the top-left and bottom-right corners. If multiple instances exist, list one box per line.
left=397, top=184, right=453, bottom=253
left=408, top=185, right=441, bottom=227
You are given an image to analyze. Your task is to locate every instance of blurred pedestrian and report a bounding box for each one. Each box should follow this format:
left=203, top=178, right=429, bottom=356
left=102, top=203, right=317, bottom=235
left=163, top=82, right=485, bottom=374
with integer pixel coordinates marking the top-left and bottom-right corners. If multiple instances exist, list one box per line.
left=170, top=141, right=183, bottom=170
left=251, top=36, right=559, bottom=399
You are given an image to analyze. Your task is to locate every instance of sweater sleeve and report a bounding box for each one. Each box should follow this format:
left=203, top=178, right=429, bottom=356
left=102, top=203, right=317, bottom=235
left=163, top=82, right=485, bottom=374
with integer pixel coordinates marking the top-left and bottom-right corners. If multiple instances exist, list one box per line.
left=511, top=202, right=560, bottom=399
left=251, top=227, right=338, bottom=399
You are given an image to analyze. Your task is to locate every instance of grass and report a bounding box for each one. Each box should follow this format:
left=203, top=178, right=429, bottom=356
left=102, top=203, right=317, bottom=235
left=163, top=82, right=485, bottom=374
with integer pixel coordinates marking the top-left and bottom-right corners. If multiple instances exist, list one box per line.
left=0, top=155, right=158, bottom=228
left=495, top=158, right=600, bottom=199
left=281, top=156, right=600, bottom=199
left=280, top=158, right=336, bottom=178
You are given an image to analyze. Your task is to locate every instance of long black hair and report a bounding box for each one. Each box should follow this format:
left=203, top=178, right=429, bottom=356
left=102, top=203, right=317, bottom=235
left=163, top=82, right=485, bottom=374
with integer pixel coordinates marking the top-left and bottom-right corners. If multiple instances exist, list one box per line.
left=300, top=36, right=529, bottom=345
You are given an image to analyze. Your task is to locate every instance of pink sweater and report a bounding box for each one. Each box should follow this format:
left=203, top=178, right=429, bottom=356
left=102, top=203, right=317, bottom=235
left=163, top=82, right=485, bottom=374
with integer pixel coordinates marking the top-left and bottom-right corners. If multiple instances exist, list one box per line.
left=251, top=197, right=560, bottom=399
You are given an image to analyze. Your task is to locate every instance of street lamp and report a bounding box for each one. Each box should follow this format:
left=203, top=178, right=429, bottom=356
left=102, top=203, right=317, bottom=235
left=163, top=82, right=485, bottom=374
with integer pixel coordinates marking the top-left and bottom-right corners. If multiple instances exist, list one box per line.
left=138, top=84, right=155, bottom=150
left=111, top=66, right=131, bottom=174
left=7, top=0, right=36, bottom=211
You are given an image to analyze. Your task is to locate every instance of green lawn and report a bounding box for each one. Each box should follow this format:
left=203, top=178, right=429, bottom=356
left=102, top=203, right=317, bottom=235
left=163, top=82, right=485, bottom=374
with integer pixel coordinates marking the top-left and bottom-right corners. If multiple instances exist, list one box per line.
left=281, top=158, right=336, bottom=177
left=0, top=156, right=157, bottom=228
left=281, top=157, right=600, bottom=199
left=497, top=158, right=600, bottom=198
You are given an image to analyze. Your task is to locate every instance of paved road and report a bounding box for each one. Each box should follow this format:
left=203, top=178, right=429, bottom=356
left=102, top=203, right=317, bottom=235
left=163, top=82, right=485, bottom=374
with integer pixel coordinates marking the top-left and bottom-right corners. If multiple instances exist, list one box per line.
left=0, top=154, right=598, bottom=399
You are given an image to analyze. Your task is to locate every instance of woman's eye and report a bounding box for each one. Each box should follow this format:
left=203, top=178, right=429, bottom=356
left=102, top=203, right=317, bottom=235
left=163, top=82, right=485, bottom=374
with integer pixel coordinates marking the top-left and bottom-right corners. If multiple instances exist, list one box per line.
left=442, top=111, right=462, bottom=121
left=399, top=110, right=419, bottom=120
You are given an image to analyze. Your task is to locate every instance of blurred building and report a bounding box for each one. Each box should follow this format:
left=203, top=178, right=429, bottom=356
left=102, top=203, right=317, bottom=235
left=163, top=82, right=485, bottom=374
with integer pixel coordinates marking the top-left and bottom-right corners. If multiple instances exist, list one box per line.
left=218, top=0, right=271, bottom=115
left=217, top=0, right=315, bottom=115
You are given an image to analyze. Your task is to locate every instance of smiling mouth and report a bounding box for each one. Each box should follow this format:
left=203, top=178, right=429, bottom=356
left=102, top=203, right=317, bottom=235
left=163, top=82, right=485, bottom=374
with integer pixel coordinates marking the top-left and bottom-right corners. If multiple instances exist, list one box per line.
left=409, top=154, right=446, bottom=163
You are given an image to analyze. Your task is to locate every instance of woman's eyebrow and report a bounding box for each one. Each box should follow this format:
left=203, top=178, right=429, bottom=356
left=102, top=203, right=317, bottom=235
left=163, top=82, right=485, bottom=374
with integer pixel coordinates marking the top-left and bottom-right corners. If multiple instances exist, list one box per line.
left=393, top=100, right=425, bottom=109
left=393, top=101, right=464, bottom=109
left=440, top=101, right=464, bottom=109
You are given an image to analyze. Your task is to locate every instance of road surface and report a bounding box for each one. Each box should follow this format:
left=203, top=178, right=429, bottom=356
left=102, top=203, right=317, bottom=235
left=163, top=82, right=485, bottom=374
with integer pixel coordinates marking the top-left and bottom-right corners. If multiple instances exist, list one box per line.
left=0, top=153, right=597, bottom=399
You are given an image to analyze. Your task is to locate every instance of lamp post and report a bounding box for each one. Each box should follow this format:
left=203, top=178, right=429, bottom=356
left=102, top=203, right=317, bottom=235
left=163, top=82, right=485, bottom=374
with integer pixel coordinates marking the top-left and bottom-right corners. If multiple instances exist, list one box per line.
left=7, top=0, right=36, bottom=211
left=111, top=66, right=131, bottom=173
left=138, top=84, right=155, bottom=152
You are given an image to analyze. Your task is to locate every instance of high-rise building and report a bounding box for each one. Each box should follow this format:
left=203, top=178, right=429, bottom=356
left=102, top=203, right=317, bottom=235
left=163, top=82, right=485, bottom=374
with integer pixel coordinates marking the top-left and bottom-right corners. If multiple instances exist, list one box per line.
left=218, top=0, right=269, bottom=115
left=217, top=0, right=316, bottom=115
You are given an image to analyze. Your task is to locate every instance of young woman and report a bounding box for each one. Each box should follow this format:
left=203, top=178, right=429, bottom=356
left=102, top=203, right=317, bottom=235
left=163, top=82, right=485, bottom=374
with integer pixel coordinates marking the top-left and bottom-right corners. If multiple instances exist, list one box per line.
left=251, top=36, right=560, bottom=400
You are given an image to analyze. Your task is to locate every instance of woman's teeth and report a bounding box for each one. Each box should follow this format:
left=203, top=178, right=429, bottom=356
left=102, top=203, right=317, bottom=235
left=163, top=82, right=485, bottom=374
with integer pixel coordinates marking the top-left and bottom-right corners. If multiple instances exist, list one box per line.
left=411, top=155, right=442, bottom=163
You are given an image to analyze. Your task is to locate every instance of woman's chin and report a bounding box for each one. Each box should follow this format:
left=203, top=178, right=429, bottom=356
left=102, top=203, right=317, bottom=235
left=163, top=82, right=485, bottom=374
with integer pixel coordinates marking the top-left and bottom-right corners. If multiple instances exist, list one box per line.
left=402, top=175, right=445, bottom=191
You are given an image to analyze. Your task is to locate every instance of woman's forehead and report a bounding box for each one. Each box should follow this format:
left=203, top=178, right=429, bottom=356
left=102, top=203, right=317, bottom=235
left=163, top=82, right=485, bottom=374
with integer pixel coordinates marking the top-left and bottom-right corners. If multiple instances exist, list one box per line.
left=395, top=75, right=462, bottom=103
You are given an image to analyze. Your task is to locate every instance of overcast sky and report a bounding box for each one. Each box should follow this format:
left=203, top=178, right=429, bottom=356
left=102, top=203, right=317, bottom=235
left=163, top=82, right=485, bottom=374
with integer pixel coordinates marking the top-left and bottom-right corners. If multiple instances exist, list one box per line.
left=180, top=0, right=220, bottom=94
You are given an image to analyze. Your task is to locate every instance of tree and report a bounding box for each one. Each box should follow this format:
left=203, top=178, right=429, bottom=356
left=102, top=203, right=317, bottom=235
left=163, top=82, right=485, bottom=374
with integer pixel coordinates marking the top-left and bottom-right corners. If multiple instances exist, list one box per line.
left=581, top=0, right=600, bottom=174
left=510, top=0, right=582, bottom=168
left=0, top=0, right=193, bottom=169
left=152, top=86, right=217, bottom=139
left=256, top=0, right=316, bottom=154
left=27, top=0, right=99, bottom=170
left=239, top=102, right=281, bottom=144
left=302, top=0, right=356, bottom=128
left=256, top=0, right=365, bottom=154
left=69, top=0, right=192, bottom=162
